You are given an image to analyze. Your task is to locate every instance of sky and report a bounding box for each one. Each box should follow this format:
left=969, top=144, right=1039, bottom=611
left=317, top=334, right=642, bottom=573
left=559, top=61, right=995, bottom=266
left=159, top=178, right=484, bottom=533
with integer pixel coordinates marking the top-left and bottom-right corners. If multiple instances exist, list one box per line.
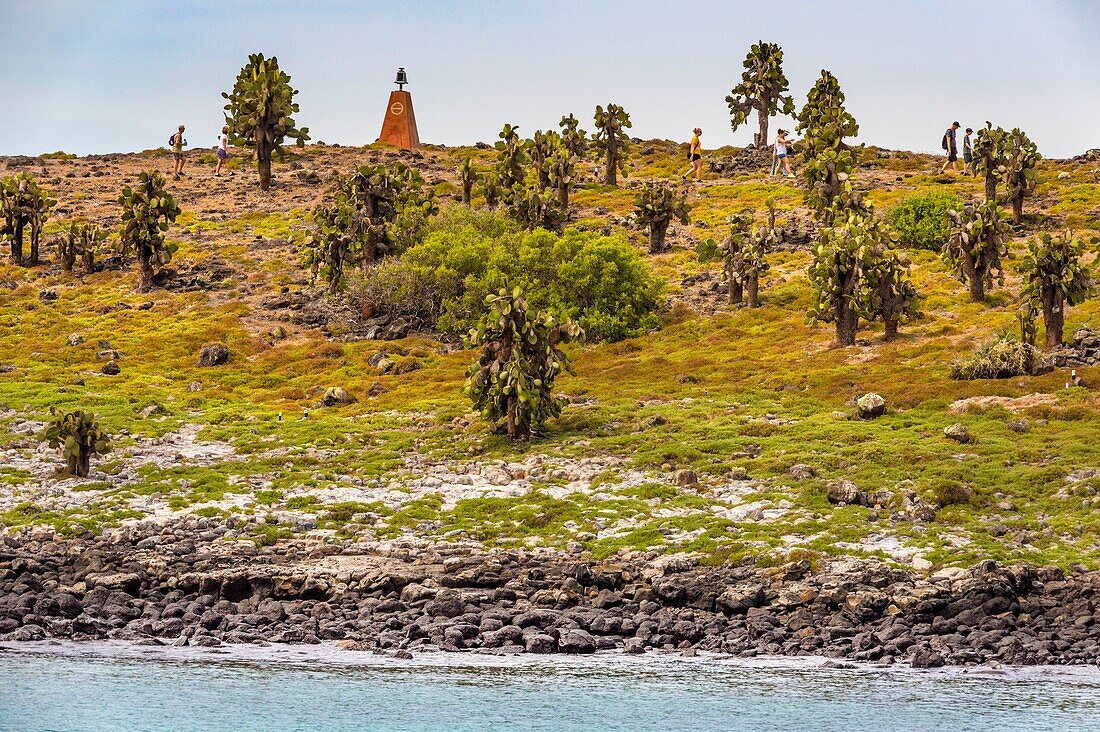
left=1, top=0, right=1098, bottom=158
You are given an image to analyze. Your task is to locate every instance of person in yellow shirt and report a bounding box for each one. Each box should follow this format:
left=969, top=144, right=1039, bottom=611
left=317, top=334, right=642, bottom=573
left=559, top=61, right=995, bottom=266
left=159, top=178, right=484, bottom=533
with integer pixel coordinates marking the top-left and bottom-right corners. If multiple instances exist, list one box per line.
left=681, top=127, right=704, bottom=182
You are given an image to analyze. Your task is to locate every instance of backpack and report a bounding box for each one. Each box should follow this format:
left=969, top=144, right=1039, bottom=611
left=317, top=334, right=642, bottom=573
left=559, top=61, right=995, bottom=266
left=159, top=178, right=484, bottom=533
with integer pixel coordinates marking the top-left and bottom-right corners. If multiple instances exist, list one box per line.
left=941, top=133, right=949, bottom=150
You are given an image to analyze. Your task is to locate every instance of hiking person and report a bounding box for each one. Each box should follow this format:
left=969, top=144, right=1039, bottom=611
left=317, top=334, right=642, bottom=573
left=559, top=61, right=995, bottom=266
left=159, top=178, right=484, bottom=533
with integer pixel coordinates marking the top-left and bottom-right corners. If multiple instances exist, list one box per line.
left=681, top=128, right=704, bottom=182
left=215, top=126, right=232, bottom=177
left=962, top=127, right=974, bottom=175
left=772, top=129, right=795, bottom=178
left=939, top=121, right=960, bottom=175
left=171, top=124, right=187, bottom=180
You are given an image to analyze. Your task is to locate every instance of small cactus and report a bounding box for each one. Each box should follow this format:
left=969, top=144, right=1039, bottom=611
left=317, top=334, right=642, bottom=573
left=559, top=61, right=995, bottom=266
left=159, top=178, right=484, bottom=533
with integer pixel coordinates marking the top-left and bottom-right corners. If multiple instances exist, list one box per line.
left=42, top=408, right=111, bottom=478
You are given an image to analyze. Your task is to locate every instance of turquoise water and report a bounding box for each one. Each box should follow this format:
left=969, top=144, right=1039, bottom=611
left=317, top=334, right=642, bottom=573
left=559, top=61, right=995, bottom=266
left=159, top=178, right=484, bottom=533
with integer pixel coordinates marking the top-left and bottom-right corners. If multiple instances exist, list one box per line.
left=2, top=643, right=1100, bottom=731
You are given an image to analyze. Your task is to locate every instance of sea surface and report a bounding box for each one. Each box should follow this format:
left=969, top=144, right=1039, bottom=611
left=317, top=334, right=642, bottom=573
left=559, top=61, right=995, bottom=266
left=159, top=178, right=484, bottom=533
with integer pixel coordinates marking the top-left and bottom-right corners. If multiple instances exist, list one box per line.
left=1, top=642, right=1099, bottom=732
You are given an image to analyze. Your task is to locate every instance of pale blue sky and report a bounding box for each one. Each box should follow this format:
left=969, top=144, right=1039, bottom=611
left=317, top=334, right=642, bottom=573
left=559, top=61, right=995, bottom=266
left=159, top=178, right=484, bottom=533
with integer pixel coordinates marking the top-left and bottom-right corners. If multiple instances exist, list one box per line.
left=2, top=0, right=1098, bottom=158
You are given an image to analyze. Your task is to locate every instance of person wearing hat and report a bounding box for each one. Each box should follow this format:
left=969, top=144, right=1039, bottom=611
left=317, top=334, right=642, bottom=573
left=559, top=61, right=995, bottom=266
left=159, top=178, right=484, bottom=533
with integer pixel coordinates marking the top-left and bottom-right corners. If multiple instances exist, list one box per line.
left=940, top=121, right=961, bottom=175
left=772, top=129, right=795, bottom=179
left=682, top=127, right=704, bottom=182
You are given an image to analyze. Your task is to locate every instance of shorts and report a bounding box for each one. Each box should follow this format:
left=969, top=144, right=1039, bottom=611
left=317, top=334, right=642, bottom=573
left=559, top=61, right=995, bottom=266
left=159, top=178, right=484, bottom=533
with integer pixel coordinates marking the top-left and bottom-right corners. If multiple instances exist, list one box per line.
left=691, top=154, right=701, bottom=162
left=776, top=151, right=787, bottom=159
left=963, top=151, right=973, bottom=163
left=216, top=148, right=229, bottom=160
left=946, top=150, right=957, bottom=162
left=173, top=149, right=183, bottom=160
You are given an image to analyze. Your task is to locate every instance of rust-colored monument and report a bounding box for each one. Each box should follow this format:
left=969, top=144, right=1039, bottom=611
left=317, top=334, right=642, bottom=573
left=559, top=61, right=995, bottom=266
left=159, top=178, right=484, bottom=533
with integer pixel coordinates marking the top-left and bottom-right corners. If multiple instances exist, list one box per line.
left=378, top=67, right=420, bottom=149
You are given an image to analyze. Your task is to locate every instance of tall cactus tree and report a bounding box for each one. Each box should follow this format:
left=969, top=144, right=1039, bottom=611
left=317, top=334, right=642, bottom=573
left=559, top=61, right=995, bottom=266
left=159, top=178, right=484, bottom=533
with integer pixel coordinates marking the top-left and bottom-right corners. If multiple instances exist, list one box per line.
left=725, top=41, right=796, bottom=148
left=698, top=212, right=752, bottom=305
left=457, top=157, right=477, bottom=206
left=463, top=285, right=583, bottom=441
left=592, top=103, right=632, bottom=186
left=796, top=70, right=860, bottom=222
left=865, top=237, right=921, bottom=341
left=559, top=113, right=588, bottom=158
left=1003, top=128, right=1041, bottom=225
left=944, top=200, right=1010, bottom=302
left=737, top=200, right=783, bottom=307
left=634, top=183, right=690, bottom=254
left=495, top=123, right=528, bottom=192
left=547, top=146, right=578, bottom=210
left=507, top=186, right=566, bottom=232
left=1020, top=230, right=1096, bottom=347
left=117, top=172, right=181, bottom=291
left=972, top=122, right=1008, bottom=202
left=808, top=208, right=899, bottom=346
left=223, top=53, right=310, bottom=191
left=481, top=171, right=502, bottom=209
left=0, top=174, right=55, bottom=266
left=529, top=130, right=560, bottom=189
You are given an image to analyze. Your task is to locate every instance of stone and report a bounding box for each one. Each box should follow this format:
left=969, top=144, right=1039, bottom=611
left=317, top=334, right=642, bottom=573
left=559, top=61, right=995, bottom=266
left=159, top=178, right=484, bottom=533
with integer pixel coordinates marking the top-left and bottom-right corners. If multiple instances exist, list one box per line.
left=368, top=382, right=387, bottom=397
left=374, top=357, right=395, bottom=375
left=524, top=633, right=556, bottom=654
left=187, top=382, right=202, bottom=393
left=138, top=404, right=163, bottom=419
left=197, top=344, right=229, bottom=367
left=102, top=360, right=121, bottom=376
left=675, top=469, right=698, bottom=486
left=789, top=464, right=815, bottom=480
left=856, top=393, right=886, bottom=419
left=944, top=423, right=971, bottom=443
left=321, top=387, right=355, bottom=407
left=827, top=479, right=866, bottom=507
left=67, top=333, right=84, bottom=346
left=1007, top=419, right=1028, bottom=433
left=910, top=647, right=945, bottom=668
left=559, top=629, right=596, bottom=654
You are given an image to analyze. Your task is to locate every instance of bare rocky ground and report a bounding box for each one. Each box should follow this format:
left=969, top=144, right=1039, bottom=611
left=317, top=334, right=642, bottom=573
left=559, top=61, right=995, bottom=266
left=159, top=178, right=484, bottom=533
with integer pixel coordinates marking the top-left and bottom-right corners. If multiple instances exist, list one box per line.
left=2, top=525, right=1098, bottom=667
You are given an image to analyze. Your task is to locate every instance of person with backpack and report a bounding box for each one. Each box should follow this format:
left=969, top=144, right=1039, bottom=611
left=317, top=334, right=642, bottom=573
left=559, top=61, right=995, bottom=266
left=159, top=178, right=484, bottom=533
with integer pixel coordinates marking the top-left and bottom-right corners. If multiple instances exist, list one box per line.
left=771, top=129, right=795, bottom=179
left=939, top=121, right=960, bottom=175
left=962, top=127, right=974, bottom=175
left=171, top=124, right=187, bottom=180
left=214, top=125, right=232, bottom=177
left=681, top=128, right=704, bottom=182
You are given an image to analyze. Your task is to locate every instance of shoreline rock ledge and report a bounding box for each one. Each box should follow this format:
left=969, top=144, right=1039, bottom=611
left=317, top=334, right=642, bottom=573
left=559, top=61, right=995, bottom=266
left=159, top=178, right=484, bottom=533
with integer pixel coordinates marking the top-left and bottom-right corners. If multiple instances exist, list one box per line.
left=1, top=523, right=1098, bottom=667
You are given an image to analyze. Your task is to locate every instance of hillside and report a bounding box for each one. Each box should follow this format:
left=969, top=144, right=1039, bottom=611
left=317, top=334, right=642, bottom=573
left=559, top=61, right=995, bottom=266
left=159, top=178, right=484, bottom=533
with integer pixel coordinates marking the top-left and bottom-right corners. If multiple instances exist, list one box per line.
left=3, top=138, right=1100, bottom=575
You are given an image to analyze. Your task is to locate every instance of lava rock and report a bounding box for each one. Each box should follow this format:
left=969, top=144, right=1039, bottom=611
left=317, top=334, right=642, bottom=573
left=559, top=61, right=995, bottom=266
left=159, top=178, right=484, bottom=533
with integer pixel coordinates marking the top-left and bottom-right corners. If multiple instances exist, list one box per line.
left=197, top=344, right=229, bottom=367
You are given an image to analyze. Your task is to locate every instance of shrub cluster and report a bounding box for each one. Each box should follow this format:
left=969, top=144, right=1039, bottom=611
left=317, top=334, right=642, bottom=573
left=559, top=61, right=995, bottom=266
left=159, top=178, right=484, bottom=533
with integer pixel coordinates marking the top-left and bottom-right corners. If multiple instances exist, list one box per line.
left=950, top=334, right=1040, bottom=380
left=351, top=210, right=663, bottom=342
left=887, top=190, right=960, bottom=251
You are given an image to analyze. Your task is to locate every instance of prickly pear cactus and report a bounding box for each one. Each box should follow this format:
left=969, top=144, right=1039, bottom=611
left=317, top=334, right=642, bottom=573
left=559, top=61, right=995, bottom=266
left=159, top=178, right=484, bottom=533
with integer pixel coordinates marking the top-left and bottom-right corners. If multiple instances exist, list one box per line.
left=57, top=221, right=107, bottom=274
left=481, top=171, right=502, bottom=209
left=796, top=70, right=859, bottom=221
left=725, top=41, right=796, bottom=148
left=546, top=147, right=578, bottom=210
left=42, top=408, right=110, bottom=478
left=222, top=53, right=310, bottom=191
left=507, top=185, right=566, bottom=232
left=634, top=183, right=690, bottom=254
left=495, top=123, right=528, bottom=193
left=463, top=285, right=583, bottom=441
left=1019, top=230, right=1096, bottom=347
left=117, top=171, right=181, bottom=291
left=0, top=173, right=55, bottom=266
left=592, top=104, right=632, bottom=186
left=1002, top=128, right=1041, bottom=224
left=944, top=200, right=1010, bottom=302
left=457, top=158, right=477, bottom=206
left=559, top=113, right=588, bottom=158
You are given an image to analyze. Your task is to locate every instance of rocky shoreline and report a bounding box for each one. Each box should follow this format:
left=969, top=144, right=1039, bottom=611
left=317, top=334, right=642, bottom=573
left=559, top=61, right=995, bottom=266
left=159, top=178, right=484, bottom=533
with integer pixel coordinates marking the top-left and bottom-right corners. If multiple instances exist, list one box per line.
left=2, top=519, right=1098, bottom=668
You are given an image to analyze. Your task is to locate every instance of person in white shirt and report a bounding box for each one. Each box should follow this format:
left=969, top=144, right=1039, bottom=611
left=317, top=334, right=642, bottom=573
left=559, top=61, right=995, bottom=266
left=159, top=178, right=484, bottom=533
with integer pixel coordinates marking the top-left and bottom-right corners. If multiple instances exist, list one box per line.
left=215, top=126, right=232, bottom=177
left=771, top=129, right=795, bottom=178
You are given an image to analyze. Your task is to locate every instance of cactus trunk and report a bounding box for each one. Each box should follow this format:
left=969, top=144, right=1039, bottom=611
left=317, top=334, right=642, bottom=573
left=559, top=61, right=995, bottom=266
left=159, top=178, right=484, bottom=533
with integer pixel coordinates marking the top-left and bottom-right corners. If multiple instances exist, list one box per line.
left=557, top=184, right=569, bottom=210
left=61, top=250, right=75, bottom=273
left=836, top=306, right=858, bottom=346
left=257, top=128, right=272, bottom=192
left=462, top=181, right=472, bottom=206
left=83, top=250, right=95, bottom=274
left=66, top=451, right=91, bottom=478
left=1011, top=195, right=1024, bottom=225
left=745, top=275, right=759, bottom=308
left=648, top=220, right=669, bottom=254
left=1042, top=292, right=1065, bottom=348
left=884, top=319, right=898, bottom=341
left=28, top=228, right=40, bottom=266
left=138, top=253, right=155, bottom=292
left=605, top=137, right=618, bottom=186
left=984, top=174, right=997, bottom=202
left=10, top=220, right=23, bottom=264
left=756, top=106, right=769, bottom=150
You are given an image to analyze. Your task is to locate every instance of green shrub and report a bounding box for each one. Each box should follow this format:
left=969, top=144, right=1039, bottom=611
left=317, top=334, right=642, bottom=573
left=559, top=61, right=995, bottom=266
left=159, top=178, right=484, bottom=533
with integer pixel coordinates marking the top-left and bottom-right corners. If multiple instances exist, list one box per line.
left=932, top=481, right=974, bottom=508
left=351, top=209, right=663, bottom=342
left=888, top=190, right=961, bottom=251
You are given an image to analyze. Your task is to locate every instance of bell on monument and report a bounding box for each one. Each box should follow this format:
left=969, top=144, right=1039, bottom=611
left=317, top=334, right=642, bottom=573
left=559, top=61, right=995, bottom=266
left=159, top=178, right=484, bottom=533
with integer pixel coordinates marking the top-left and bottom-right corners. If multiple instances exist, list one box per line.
left=378, top=66, right=420, bottom=149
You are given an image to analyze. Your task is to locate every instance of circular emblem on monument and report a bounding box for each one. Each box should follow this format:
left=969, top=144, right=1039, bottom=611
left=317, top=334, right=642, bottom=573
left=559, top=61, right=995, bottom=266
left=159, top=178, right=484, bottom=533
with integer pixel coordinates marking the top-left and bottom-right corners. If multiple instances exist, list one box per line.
left=390, top=102, right=405, bottom=116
